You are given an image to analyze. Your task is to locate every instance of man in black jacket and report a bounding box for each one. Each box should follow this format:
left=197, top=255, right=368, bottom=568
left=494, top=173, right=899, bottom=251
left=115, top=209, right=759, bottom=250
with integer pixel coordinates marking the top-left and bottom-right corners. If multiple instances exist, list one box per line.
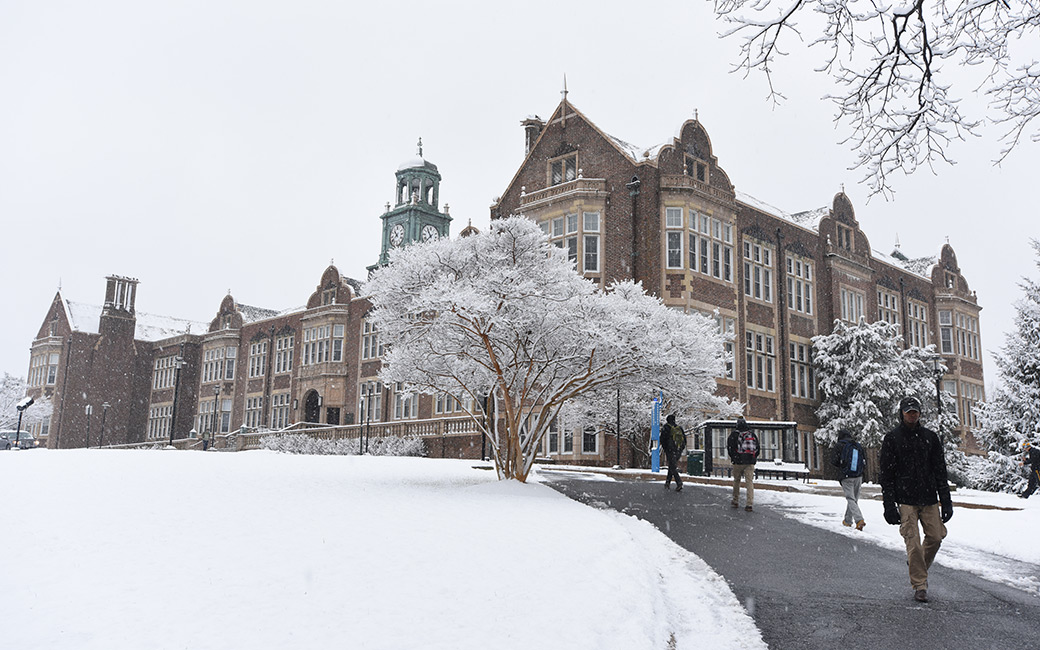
left=727, top=417, right=760, bottom=511
left=660, top=414, right=686, bottom=492
left=880, top=396, right=953, bottom=604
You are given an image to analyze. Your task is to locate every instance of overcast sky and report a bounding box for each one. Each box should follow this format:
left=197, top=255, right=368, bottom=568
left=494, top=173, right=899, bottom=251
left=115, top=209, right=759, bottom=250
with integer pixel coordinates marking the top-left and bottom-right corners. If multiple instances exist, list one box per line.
left=2, top=1, right=1034, bottom=393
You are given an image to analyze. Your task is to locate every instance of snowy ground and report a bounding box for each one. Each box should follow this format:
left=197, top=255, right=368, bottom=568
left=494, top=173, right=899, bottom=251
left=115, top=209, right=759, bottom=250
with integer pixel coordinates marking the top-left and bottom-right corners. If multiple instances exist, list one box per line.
left=2, top=450, right=766, bottom=650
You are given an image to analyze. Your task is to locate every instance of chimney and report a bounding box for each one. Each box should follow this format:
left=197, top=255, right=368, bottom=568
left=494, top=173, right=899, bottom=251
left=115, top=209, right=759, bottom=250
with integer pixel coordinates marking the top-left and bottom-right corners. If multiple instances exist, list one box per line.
left=103, top=275, right=140, bottom=315
left=522, top=116, right=545, bottom=156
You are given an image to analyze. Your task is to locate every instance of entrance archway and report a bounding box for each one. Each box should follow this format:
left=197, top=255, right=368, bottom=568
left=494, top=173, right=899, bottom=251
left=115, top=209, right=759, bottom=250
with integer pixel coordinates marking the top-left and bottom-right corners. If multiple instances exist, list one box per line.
left=304, top=390, right=321, bottom=423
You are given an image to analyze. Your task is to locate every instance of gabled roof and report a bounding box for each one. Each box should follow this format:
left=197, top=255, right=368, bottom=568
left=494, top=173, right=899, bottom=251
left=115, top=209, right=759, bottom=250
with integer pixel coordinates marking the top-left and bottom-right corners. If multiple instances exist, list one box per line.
left=63, top=300, right=209, bottom=342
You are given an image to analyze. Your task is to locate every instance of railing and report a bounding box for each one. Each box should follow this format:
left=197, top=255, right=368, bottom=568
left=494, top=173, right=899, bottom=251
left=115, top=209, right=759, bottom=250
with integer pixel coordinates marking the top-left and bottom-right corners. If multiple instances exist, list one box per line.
left=519, top=178, right=608, bottom=209
left=236, top=415, right=482, bottom=451
left=660, top=175, right=734, bottom=202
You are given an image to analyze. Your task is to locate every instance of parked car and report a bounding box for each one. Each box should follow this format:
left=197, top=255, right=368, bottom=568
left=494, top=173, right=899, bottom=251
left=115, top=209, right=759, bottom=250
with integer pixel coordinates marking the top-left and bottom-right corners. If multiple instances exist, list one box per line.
left=0, top=430, right=39, bottom=450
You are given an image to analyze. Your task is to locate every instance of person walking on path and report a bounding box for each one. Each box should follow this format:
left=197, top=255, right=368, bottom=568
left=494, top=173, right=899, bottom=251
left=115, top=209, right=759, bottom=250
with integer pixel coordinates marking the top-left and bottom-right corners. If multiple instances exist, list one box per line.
left=727, top=417, right=760, bottom=511
left=1021, top=441, right=1040, bottom=498
left=832, top=429, right=867, bottom=530
left=880, top=395, right=953, bottom=604
left=660, top=413, right=687, bottom=492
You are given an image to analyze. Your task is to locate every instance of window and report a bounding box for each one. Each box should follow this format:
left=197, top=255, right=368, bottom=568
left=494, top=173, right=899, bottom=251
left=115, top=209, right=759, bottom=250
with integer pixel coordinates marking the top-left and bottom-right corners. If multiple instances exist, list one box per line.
left=542, top=212, right=598, bottom=273
left=275, top=335, right=294, bottom=373
left=583, top=212, right=600, bottom=273
left=790, top=342, right=816, bottom=400
left=245, top=396, right=263, bottom=428
left=322, top=288, right=336, bottom=305
left=745, top=330, right=776, bottom=392
left=840, top=287, right=865, bottom=322
left=685, top=156, right=708, bottom=182
left=302, top=325, right=330, bottom=365
left=878, top=289, right=900, bottom=326
left=361, top=321, right=382, bottom=360
left=949, top=312, right=981, bottom=360
left=270, top=393, right=291, bottom=429
left=332, top=324, right=345, bottom=362
left=248, top=341, right=268, bottom=378
left=939, top=310, right=954, bottom=354
left=667, top=231, right=683, bottom=269
left=203, top=346, right=237, bottom=383
left=220, top=398, right=232, bottom=433
left=549, top=154, right=577, bottom=185
left=46, top=353, right=59, bottom=385
left=907, top=300, right=929, bottom=347
left=147, top=405, right=171, bottom=439
left=393, top=383, right=416, bottom=420
left=743, top=241, right=773, bottom=302
left=686, top=214, right=733, bottom=282
left=836, top=224, right=853, bottom=251
left=716, top=315, right=736, bottom=379
left=582, top=427, right=598, bottom=454
left=153, top=356, right=176, bottom=390
left=665, top=207, right=683, bottom=229
left=435, top=392, right=463, bottom=415
left=360, top=382, right=383, bottom=422
left=548, top=418, right=560, bottom=454
left=960, top=381, right=984, bottom=429
left=563, top=426, right=574, bottom=453
left=786, top=256, right=814, bottom=315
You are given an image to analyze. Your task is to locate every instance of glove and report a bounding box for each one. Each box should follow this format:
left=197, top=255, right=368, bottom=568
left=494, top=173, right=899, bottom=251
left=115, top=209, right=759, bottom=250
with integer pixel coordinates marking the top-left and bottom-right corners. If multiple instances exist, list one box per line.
left=883, top=500, right=900, bottom=525
left=940, top=497, right=953, bottom=523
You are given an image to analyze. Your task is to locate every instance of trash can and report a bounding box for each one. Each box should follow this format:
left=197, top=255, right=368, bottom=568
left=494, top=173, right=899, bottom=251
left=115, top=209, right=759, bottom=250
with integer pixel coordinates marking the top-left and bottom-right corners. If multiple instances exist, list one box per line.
left=687, top=450, right=705, bottom=476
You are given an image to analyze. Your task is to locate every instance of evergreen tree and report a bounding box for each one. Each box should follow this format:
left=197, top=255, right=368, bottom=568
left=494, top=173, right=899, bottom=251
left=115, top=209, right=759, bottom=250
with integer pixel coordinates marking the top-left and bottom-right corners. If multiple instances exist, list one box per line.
left=968, top=240, right=1040, bottom=492
left=812, top=320, right=958, bottom=450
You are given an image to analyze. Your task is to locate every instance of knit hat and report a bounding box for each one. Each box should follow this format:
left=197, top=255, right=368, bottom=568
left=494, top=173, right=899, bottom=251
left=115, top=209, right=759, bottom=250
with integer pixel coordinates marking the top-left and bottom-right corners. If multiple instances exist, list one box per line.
left=735, top=417, right=749, bottom=431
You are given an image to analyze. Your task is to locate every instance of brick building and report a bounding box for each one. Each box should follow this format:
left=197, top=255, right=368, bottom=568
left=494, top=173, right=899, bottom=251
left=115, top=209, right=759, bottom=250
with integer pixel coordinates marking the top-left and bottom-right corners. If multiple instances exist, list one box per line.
left=22, top=102, right=986, bottom=474
left=491, top=98, right=985, bottom=472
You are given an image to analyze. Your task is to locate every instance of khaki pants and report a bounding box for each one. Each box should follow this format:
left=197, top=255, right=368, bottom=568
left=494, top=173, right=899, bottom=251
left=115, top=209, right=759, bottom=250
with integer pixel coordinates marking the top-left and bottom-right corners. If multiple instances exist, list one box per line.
left=899, top=503, right=947, bottom=591
left=731, top=464, right=755, bottom=506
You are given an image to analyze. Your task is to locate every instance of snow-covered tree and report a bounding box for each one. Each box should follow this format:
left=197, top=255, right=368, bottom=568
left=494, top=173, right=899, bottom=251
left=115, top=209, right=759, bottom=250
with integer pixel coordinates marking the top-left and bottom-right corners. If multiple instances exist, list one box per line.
left=364, top=216, right=729, bottom=482
left=0, top=373, right=53, bottom=432
left=965, top=240, right=1040, bottom=492
left=713, top=0, right=1040, bottom=196
left=813, top=320, right=959, bottom=449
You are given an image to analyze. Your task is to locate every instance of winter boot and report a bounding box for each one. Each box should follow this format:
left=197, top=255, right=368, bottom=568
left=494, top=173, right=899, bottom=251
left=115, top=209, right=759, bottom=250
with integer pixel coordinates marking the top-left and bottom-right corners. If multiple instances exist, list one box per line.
left=856, top=520, right=866, bottom=530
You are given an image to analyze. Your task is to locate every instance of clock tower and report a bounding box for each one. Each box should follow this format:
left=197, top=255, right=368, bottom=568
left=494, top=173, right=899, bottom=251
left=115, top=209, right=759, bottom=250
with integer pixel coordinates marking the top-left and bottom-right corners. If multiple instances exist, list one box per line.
left=369, top=138, right=453, bottom=272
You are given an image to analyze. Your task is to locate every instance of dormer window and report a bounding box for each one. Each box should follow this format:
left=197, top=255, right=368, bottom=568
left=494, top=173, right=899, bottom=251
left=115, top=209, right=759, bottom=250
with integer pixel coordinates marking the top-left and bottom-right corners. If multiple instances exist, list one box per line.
left=549, top=154, right=577, bottom=186
left=322, top=288, right=336, bottom=305
left=685, top=156, right=708, bottom=183
left=836, top=224, right=853, bottom=251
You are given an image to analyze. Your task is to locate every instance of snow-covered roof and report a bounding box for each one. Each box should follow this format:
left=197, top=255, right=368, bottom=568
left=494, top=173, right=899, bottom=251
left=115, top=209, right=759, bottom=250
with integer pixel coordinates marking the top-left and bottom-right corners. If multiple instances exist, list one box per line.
left=397, top=157, right=438, bottom=172
left=238, top=304, right=282, bottom=324
left=63, top=301, right=209, bottom=342
left=871, top=248, right=936, bottom=279
left=605, top=133, right=667, bottom=164
left=736, top=191, right=828, bottom=233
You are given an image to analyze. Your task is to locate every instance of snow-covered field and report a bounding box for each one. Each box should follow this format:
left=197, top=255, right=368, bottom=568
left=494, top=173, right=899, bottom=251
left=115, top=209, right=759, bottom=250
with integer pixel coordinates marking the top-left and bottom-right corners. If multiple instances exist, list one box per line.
left=2, top=450, right=766, bottom=650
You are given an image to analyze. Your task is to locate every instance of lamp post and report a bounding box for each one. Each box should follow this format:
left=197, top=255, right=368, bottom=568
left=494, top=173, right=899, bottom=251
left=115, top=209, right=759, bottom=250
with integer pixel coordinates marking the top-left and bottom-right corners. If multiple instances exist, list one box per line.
left=210, top=384, right=221, bottom=450
left=931, top=356, right=944, bottom=419
left=85, top=404, right=93, bottom=449
left=98, top=401, right=110, bottom=448
left=358, top=391, right=366, bottom=455
left=169, top=347, right=185, bottom=447
left=15, top=396, right=34, bottom=445
left=615, top=387, right=622, bottom=468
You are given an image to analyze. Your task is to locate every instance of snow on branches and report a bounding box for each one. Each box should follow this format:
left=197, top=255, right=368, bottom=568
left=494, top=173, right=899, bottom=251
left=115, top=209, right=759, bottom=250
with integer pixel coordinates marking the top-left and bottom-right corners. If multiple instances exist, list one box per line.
left=812, top=319, right=958, bottom=449
left=0, top=373, right=52, bottom=432
left=364, top=216, right=729, bottom=482
left=713, top=0, right=1040, bottom=195
left=968, top=239, right=1040, bottom=492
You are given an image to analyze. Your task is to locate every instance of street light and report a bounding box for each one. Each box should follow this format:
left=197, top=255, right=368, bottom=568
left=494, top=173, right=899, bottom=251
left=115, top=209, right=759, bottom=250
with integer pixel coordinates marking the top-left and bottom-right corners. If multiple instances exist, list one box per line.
left=208, top=385, right=220, bottom=450
left=931, top=356, right=945, bottom=419
left=98, top=402, right=110, bottom=448
left=15, top=396, right=34, bottom=445
left=358, top=390, right=366, bottom=455
left=169, top=347, right=185, bottom=447
left=85, top=404, right=93, bottom=448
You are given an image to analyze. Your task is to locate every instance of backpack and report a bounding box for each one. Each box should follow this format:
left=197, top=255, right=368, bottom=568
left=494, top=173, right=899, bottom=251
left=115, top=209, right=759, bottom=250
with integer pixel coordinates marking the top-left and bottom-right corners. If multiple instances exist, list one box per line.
left=737, top=430, right=758, bottom=456
left=841, top=441, right=865, bottom=477
left=672, top=426, right=687, bottom=453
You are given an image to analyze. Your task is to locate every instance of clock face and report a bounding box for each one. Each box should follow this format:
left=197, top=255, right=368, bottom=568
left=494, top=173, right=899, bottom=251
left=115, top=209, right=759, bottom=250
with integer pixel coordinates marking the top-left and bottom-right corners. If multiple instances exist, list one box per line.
left=421, top=225, right=439, bottom=242
left=389, top=224, right=405, bottom=247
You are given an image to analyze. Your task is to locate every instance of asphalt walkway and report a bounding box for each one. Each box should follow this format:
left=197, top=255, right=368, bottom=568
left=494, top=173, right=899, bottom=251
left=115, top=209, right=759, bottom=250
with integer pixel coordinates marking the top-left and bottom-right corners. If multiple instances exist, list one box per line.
left=545, top=472, right=1040, bottom=650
